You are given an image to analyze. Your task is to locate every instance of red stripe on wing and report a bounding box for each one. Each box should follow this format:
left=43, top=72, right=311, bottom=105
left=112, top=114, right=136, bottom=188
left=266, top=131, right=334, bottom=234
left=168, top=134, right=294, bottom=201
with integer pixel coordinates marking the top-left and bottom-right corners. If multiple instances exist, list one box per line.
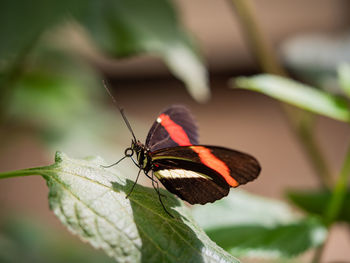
left=158, top=114, right=239, bottom=187
left=191, top=146, right=239, bottom=187
left=158, top=114, right=192, bottom=146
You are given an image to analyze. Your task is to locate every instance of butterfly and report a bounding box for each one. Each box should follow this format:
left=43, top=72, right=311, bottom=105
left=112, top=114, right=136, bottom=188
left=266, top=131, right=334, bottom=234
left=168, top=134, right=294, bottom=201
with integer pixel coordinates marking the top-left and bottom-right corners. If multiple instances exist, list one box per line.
left=103, top=98, right=261, bottom=216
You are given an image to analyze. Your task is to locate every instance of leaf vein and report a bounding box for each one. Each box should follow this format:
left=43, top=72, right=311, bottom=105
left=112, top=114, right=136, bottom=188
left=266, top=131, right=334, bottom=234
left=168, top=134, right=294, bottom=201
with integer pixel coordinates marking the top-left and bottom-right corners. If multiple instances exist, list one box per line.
left=44, top=168, right=222, bottom=262
left=45, top=173, right=141, bottom=251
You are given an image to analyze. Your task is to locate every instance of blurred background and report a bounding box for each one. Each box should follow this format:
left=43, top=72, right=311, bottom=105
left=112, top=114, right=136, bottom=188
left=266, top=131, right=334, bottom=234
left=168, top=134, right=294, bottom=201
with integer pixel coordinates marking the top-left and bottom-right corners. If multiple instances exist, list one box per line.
left=0, top=0, right=350, bottom=262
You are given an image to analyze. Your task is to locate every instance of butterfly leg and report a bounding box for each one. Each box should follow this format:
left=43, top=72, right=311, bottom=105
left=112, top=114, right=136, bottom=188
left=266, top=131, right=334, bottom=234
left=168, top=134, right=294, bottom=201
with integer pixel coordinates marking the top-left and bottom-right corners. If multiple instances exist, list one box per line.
left=125, top=168, right=142, bottom=199
left=145, top=171, right=174, bottom=218
left=143, top=171, right=166, bottom=198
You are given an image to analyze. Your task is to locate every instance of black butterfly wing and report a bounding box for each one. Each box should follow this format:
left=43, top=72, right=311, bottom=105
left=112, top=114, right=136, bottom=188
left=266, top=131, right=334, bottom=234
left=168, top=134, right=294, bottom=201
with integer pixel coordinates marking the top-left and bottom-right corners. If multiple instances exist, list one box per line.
left=145, top=105, right=198, bottom=152
left=150, top=145, right=261, bottom=204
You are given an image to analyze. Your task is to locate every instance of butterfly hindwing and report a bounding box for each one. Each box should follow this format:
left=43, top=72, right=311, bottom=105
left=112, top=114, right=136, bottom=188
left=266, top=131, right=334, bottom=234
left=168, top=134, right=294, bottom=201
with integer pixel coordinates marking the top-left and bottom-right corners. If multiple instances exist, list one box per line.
left=155, top=169, right=230, bottom=205
left=145, top=105, right=198, bottom=152
left=151, top=145, right=261, bottom=204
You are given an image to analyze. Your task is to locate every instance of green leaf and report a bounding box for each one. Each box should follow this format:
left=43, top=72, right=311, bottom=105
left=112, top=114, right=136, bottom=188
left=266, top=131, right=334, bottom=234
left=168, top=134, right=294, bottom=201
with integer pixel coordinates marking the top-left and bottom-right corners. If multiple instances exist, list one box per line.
left=233, top=74, right=350, bottom=122
left=205, top=218, right=325, bottom=258
left=7, top=71, right=93, bottom=127
left=0, top=0, right=209, bottom=102
left=192, top=191, right=327, bottom=259
left=280, top=33, right=350, bottom=83
left=192, top=190, right=295, bottom=229
left=287, top=189, right=350, bottom=223
left=338, top=63, right=350, bottom=98
left=76, top=0, right=209, bottom=102
left=0, top=152, right=238, bottom=263
left=0, top=0, right=86, bottom=63
left=160, top=43, right=209, bottom=103
left=2, top=51, right=104, bottom=144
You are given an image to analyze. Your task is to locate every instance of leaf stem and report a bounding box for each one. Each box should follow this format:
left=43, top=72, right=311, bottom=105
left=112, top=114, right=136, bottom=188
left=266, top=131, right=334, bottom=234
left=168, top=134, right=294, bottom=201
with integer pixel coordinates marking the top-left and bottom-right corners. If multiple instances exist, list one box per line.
left=228, top=0, right=333, bottom=189
left=0, top=166, right=51, bottom=179
left=324, top=143, right=350, bottom=225
left=296, top=112, right=333, bottom=188
left=228, top=0, right=287, bottom=76
left=311, top=143, right=350, bottom=263
left=281, top=108, right=333, bottom=189
left=311, top=241, right=327, bottom=263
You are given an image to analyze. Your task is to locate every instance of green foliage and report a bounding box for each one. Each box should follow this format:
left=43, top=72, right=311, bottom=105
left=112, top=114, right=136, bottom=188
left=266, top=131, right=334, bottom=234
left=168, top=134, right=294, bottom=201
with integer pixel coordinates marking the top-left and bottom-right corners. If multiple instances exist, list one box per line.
left=193, top=191, right=327, bottom=259
left=1, top=1, right=348, bottom=262
left=280, top=33, right=350, bottom=90
left=0, top=152, right=239, bottom=263
left=288, top=189, right=350, bottom=224
left=77, top=0, right=209, bottom=101
left=192, top=190, right=295, bottom=229
left=7, top=69, right=95, bottom=128
left=3, top=53, right=107, bottom=146
left=233, top=74, right=350, bottom=122
left=338, top=63, right=350, bottom=98
left=0, top=0, right=84, bottom=63
left=0, top=0, right=209, bottom=103
left=0, top=216, right=115, bottom=263
left=205, top=218, right=325, bottom=259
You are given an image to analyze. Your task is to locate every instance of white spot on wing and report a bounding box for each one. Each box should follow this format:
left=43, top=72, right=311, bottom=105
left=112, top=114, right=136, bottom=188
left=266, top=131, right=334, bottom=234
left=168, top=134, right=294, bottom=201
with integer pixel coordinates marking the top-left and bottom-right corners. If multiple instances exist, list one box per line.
left=156, top=169, right=207, bottom=179
left=156, top=117, right=162, bottom=123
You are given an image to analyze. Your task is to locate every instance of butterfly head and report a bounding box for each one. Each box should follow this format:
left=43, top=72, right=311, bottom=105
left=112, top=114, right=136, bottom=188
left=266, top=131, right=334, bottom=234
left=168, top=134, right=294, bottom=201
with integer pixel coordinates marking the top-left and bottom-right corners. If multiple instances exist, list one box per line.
left=130, top=139, right=141, bottom=153
left=129, top=140, right=150, bottom=171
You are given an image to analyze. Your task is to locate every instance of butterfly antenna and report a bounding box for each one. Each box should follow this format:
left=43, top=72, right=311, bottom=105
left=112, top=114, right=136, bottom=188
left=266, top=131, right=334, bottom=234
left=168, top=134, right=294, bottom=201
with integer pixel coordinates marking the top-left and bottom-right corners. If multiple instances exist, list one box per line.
left=102, top=80, right=137, bottom=142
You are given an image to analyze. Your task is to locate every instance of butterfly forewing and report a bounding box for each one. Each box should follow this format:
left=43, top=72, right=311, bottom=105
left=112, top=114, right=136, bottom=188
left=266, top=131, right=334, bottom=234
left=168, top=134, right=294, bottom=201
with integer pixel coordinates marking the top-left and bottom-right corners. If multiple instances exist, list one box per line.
left=150, top=145, right=261, bottom=204
left=145, top=105, right=198, bottom=152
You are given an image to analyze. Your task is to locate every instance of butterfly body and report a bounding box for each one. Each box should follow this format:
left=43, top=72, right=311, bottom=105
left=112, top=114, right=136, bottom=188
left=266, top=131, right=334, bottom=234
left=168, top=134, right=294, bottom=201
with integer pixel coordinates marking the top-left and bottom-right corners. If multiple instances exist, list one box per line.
left=126, top=105, right=261, bottom=205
